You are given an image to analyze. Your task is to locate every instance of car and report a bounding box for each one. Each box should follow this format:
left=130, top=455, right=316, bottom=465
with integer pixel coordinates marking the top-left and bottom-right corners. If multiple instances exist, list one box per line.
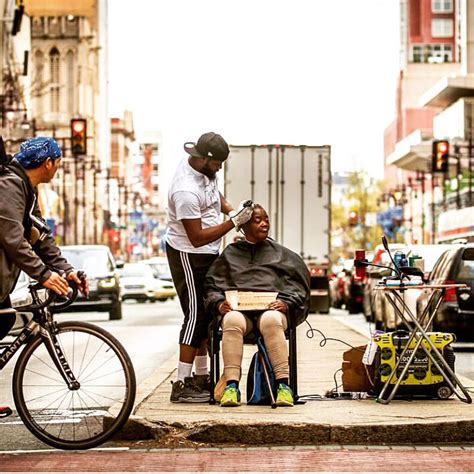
left=120, top=262, right=176, bottom=302
left=9, top=271, right=33, bottom=335
left=57, top=245, right=123, bottom=320
left=362, top=243, right=406, bottom=324
left=142, top=256, right=173, bottom=282
left=330, top=259, right=364, bottom=313
left=377, top=244, right=454, bottom=331
left=329, top=261, right=347, bottom=309
left=341, top=260, right=365, bottom=314
left=416, top=243, right=474, bottom=341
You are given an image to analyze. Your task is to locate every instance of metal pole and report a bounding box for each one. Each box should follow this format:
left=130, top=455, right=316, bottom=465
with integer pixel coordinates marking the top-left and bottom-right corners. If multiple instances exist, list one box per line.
left=275, top=146, right=280, bottom=242
left=74, top=157, right=78, bottom=244
left=280, top=146, right=285, bottom=245
left=250, top=146, right=255, bottom=202
left=300, top=146, right=305, bottom=258
left=93, top=162, right=98, bottom=244
left=420, top=172, right=425, bottom=244
left=431, top=174, right=436, bottom=243
left=82, top=158, right=86, bottom=243
left=62, top=161, right=68, bottom=245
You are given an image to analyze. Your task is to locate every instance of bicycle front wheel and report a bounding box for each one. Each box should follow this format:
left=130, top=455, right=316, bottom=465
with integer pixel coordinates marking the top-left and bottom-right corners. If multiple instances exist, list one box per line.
left=13, top=321, right=136, bottom=450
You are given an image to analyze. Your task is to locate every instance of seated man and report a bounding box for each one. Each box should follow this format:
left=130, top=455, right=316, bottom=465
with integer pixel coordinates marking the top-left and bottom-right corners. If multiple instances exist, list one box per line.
left=204, top=204, right=310, bottom=407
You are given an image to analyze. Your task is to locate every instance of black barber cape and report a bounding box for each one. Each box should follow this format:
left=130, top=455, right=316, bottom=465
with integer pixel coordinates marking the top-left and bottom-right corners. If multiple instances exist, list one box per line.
left=204, top=238, right=310, bottom=326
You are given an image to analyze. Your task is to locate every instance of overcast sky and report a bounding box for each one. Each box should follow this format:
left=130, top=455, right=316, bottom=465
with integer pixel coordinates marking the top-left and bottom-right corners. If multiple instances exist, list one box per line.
left=108, top=0, right=400, bottom=179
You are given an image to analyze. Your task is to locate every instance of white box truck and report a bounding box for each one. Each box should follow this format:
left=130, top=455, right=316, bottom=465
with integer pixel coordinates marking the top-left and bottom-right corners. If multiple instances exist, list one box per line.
left=224, top=145, right=331, bottom=313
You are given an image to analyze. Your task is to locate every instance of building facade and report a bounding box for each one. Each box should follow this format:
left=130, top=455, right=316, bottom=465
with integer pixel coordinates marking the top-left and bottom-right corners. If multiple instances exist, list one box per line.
left=25, top=0, right=109, bottom=245
left=383, top=0, right=474, bottom=244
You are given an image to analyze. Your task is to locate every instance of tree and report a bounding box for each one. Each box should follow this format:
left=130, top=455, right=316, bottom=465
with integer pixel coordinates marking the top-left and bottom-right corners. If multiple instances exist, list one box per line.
left=331, top=171, right=384, bottom=263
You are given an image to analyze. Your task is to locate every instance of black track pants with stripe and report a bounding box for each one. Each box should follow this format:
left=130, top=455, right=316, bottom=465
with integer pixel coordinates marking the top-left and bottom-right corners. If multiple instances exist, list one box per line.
left=166, top=243, right=218, bottom=348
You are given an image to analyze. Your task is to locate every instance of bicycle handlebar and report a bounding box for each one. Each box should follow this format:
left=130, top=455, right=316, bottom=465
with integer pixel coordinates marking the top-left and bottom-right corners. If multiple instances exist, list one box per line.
left=15, top=279, right=79, bottom=312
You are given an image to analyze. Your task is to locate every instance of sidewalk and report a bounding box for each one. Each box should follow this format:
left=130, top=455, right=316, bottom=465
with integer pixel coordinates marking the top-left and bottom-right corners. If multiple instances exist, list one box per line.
left=123, top=314, right=474, bottom=445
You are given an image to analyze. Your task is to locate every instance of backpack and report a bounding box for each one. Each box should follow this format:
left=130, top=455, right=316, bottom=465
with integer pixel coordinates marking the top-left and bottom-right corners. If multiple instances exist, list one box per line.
left=246, top=337, right=275, bottom=405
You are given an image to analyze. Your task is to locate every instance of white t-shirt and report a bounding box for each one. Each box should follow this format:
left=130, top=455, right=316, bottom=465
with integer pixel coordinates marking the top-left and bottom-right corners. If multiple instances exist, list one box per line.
left=166, top=157, right=222, bottom=254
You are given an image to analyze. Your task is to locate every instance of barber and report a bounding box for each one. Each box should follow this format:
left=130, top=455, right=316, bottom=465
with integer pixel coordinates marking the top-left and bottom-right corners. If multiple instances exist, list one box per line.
left=166, top=132, right=252, bottom=403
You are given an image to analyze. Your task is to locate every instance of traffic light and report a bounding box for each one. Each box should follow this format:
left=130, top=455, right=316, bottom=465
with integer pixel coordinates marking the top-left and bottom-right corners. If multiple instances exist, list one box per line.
left=432, top=140, right=449, bottom=173
left=71, top=118, right=87, bottom=155
left=348, top=210, right=358, bottom=226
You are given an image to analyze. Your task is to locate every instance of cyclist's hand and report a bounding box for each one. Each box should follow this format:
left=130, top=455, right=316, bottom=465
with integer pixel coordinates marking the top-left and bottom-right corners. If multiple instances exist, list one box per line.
left=67, top=271, right=90, bottom=297
left=43, top=272, right=69, bottom=296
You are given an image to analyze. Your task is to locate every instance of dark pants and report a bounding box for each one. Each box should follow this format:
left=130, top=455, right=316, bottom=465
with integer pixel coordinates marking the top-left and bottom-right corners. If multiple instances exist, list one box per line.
left=166, top=243, right=218, bottom=348
left=0, top=298, right=15, bottom=340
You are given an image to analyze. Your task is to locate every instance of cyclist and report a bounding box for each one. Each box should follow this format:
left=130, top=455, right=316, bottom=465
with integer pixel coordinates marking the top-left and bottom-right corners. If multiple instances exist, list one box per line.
left=0, top=136, right=89, bottom=417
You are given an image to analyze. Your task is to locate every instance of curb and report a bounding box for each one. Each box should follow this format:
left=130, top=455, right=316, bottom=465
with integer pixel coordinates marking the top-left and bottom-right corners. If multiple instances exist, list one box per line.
left=112, top=351, right=178, bottom=440
left=118, top=418, right=474, bottom=445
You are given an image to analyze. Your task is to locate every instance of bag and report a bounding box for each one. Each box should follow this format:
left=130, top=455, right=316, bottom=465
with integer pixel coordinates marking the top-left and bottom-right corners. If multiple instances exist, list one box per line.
left=246, top=337, right=275, bottom=405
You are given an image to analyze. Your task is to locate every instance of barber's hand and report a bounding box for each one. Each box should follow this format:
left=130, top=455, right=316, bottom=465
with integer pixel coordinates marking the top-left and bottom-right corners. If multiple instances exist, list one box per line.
left=229, top=200, right=253, bottom=230
left=67, top=271, right=90, bottom=297
left=266, top=299, right=288, bottom=314
left=43, top=272, right=69, bottom=296
left=218, top=300, right=232, bottom=316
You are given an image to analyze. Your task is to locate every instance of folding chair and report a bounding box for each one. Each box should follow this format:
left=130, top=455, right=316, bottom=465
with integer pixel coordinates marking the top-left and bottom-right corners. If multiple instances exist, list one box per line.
left=208, top=311, right=299, bottom=404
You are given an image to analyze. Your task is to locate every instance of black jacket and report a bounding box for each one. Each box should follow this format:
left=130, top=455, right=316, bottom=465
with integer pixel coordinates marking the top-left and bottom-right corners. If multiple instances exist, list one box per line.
left=0, top=162, right=72, bottom=301
left=204, top=238, right=310, bottom=326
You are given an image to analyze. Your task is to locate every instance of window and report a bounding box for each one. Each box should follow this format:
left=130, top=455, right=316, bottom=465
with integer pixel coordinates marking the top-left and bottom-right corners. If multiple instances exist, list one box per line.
left=49, top=47, right=60, bottom=113
left=411, top=44, right=452, bottom=63
left=34, top=51, right=44, bottom=114
left=432, top=18, right=453, bottom=37
left=66, top=50, right=74, bottom=114
left=432, top=0, right=453, bottom=13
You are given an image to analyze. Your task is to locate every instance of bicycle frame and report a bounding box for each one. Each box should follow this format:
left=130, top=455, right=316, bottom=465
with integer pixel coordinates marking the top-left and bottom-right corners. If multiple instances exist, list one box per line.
left=0, top=287, right=80, bottom=389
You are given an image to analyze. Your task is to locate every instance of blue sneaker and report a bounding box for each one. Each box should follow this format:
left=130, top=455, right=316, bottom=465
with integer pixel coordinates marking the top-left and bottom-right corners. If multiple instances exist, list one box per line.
left=220, top=382, right=241, bottom=407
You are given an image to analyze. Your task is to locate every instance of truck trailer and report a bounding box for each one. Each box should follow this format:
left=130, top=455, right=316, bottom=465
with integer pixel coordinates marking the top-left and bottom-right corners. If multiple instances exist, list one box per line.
left=223, top=144, right=331, bottom=313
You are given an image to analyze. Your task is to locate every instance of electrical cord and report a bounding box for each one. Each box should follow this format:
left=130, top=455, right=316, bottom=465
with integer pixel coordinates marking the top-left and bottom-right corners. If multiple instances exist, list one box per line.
left=298, top=320, right=367, bottom=401
left=304, top=319, right=365, bottom=352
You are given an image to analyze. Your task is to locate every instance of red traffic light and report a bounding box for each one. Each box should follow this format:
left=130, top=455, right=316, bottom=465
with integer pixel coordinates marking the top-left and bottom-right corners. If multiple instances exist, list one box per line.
left=72, top=120, right=85, bottom=133
left=71, top=118, right=87, bottom=155
left=432, top=139, right=449, bottom=173
left=437, top=141, right=448, bottom=154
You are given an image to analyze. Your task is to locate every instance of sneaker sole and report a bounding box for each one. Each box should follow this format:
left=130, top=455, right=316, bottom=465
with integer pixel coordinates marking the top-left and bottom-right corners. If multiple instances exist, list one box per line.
left=275, top=401, right=293, bottom=407
left=176, top=397, right=210, bottom=403
left=220, top=401, right=241, bottom=407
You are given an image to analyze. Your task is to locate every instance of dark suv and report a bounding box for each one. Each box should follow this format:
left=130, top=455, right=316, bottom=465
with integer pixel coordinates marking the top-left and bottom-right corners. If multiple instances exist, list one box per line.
left=57, top=245, right=123, bottom=320
left=417, top=244, right=474, bottom=341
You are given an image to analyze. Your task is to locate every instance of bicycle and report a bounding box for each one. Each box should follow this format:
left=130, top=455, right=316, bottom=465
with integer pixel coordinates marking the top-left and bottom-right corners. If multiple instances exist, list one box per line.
left=0, top=279, right=136, bottom=450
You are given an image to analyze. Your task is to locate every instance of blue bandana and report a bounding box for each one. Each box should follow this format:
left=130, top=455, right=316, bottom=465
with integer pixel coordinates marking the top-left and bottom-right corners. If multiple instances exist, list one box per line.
left=14, top=137, right=62, bottom=169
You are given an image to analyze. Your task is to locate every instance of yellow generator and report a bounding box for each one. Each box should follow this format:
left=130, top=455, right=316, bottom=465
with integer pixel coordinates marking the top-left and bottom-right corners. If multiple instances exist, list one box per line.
left=372, top=330, right=456, bottom=400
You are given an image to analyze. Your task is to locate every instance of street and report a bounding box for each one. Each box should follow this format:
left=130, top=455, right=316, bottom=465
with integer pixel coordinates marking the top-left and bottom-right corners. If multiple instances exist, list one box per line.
left=0, top=300, right=472, bottom=456
left=0, top=299, right=182, bottom=451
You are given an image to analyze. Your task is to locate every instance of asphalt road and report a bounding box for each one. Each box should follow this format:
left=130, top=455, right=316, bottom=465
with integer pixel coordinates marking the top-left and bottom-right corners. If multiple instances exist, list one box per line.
left=0, top=302, right=472, bottom=453
left=0, top=299, right=183, bottom=451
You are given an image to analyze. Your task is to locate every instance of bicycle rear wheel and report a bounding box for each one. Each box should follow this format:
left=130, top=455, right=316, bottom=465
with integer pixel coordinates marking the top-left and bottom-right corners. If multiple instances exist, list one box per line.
left=13, top=321, right=136, bottom=450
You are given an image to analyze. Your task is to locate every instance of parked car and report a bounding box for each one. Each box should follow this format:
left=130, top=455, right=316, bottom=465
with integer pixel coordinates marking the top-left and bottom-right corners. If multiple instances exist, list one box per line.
left=57, top=245, right=123, bottom=320
left=120, top=262, right=176, bottom=302
left=362, top=243, right=406, bottom=324
left=329, top=263, right=348, bottom=309
left=417, top=243, right=474, bottom=341
left=342, top=261, right=365, bottom=314
left=376, top=244, right=453, bottom=331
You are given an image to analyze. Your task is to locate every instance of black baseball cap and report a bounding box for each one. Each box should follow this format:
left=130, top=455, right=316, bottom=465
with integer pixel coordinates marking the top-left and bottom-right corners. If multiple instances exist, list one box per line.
left=183, top=132, right=229, bottom=161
